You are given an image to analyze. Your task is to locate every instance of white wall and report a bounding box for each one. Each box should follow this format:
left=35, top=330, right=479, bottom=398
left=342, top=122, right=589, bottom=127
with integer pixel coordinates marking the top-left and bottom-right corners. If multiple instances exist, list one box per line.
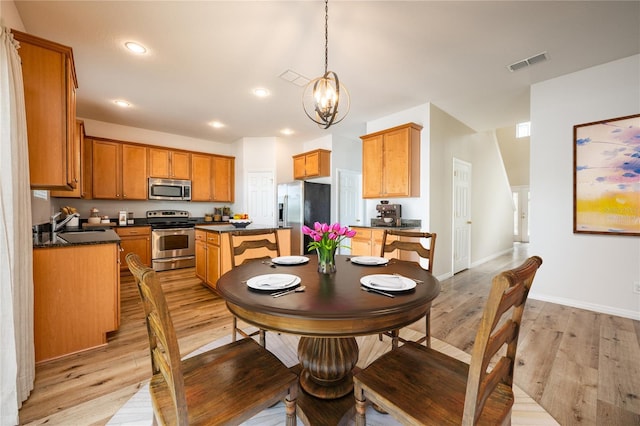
left=0, top=0, right=24, bottom=31
left=496, top=126, right=530, bottom=187
left=429, top=104, right=514, bottom=278
left=530, top=54, right=640, bottom=320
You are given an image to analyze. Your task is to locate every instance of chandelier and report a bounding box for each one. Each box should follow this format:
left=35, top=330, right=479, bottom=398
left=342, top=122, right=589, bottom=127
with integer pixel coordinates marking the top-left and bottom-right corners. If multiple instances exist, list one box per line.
left=303, top=0, right=350, bottom=129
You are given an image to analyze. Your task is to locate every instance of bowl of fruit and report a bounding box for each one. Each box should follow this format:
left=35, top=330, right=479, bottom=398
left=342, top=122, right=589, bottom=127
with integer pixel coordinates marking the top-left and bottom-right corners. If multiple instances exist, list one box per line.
left=229, top=214, right=251, bottom=228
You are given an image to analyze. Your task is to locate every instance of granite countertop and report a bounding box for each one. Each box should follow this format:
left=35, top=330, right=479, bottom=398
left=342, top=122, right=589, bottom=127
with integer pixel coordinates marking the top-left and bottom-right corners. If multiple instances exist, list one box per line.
left=196, top=224, right=290, bottom=233
left=33, top=229, right=121, bottom=248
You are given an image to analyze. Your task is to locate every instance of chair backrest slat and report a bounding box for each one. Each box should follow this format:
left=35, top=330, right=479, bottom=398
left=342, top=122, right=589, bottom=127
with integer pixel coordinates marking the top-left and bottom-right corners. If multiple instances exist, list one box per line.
left=462, top=255, right=542, bottom=425
left=229, top=229, right=280, bottom=268
left=126, top=253, right=189, bottom=425
left=380, top=230, right=436, bottom=272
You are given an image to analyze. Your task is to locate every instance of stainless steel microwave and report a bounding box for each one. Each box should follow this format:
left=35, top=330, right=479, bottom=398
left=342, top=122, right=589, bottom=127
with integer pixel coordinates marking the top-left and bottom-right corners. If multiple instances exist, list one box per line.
left=148, top=178, right=192, bottom=201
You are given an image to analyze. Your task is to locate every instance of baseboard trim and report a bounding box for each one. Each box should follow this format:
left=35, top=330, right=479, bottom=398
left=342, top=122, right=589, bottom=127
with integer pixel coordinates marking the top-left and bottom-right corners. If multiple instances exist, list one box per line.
left=529, top=293, right=640, bottom=321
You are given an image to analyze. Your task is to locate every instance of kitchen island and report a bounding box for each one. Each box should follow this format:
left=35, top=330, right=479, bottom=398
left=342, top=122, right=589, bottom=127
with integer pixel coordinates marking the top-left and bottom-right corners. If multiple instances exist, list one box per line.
left=33, top=229, right=121, bottom=362
left=194, top=224, right=291, bottom=290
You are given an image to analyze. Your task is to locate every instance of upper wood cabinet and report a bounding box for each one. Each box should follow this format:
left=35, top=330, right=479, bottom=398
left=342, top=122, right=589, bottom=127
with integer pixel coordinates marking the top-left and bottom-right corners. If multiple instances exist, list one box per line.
left=212, top=155, right=234, bottom=202
left=361, top=122, right=422, bottom=198
left=293, top=149, right=331, bottom=180
left=12, top=29, right=78, bottom=190
left=191, top=153, right=213, bottom=201
left=191, top=154, right=235, bottom=202
left=51, top=120, right=84, bottom=198
left=92, top=139, right=147, bottom=200
left=148, top=148, right=191, bottom=179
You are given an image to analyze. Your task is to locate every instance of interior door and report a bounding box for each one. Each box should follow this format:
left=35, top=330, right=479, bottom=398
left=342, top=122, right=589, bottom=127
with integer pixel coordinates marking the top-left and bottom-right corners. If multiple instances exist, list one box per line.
left=247, top=171, right=274, bottom=226
left=512, top=186, right=530, bottom=243
left=453, top=158, right=472, bottom=273
left=337, top=169, right=363, bottom=254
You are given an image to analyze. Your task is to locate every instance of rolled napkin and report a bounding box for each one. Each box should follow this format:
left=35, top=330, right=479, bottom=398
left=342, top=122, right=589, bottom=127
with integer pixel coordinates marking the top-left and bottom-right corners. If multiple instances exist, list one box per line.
left=368, top=275, right=405, bottom=289
left=254, top=275, right=296, bottom=289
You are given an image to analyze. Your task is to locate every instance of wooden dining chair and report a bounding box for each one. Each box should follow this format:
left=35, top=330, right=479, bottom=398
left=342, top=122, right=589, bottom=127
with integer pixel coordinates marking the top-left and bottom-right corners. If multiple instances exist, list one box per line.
left=379, top=229, right=437, bottom=349
left=228, top=229, right=281, bottom=346
left=125, top=253, right=298, bottom=426
left=354, top=255, right=542, bottom=426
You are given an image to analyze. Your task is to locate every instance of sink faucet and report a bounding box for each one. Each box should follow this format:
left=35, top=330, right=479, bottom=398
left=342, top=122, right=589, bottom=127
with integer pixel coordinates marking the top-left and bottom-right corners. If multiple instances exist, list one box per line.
left=51, top=212, right=80, bottom=233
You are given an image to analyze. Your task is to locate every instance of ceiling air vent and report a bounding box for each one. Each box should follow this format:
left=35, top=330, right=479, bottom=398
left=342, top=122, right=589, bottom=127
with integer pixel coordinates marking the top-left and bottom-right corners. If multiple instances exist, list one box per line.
left=507, top=51, right=548, bottom=72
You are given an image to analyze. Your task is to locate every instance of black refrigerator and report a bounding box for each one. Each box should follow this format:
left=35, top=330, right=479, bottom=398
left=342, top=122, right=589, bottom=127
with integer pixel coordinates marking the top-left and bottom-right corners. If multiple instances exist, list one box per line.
left=277, top=181, right=331, bottom=255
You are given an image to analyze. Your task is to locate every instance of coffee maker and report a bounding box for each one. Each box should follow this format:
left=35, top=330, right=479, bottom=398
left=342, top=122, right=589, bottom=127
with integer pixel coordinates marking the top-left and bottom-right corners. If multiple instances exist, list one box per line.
left=372, top=203, right=402, bottom=227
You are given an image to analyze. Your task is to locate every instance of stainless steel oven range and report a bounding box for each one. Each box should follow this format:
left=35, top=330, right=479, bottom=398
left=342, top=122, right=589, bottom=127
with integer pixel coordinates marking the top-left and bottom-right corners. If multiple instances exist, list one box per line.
left=146, top=210, right=195, bottom=271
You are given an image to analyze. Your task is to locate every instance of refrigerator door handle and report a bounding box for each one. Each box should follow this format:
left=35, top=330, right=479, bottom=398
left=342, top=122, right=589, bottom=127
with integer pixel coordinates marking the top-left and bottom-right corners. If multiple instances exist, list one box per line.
left=283, top=195, right=289, bottom=226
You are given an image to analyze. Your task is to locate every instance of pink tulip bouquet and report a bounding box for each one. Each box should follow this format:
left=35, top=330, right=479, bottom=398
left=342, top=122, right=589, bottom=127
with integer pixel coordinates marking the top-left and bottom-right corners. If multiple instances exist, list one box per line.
left=302, top=222, right=357, bottom=273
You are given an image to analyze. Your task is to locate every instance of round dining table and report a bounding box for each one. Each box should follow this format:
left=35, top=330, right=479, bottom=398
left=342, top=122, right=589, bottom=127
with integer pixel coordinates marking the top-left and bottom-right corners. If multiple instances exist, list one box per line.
left=216, top=254, right=440, bottom=423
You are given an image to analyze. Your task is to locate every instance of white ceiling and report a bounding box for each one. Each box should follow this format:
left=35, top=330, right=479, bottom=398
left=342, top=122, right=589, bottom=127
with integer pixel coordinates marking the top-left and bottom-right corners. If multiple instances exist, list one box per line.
left=12, top=1, right=640, bottom=145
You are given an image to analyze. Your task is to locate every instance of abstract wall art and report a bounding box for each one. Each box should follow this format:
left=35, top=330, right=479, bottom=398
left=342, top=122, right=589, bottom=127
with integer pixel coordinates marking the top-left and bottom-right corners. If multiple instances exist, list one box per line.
left=574, top=113, right=640, bottom=236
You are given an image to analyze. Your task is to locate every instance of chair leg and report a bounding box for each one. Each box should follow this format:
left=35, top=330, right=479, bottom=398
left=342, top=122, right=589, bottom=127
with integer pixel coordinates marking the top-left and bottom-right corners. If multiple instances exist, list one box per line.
left=232, top=316, right=238, bottom=342
left=425, top=311, right=431, bottom=348
left=354, top=384, right=366, bottom=426
left=284, top=393, right=297, bottom=426
left=391, top=329, right=400, bottom=350
left=259, top=329, right=266, bottom=347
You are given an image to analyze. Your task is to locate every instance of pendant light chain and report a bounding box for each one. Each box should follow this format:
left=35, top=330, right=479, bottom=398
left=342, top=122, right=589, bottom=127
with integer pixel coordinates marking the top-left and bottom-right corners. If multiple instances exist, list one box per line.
left=324, top=0, right=329, bottom=75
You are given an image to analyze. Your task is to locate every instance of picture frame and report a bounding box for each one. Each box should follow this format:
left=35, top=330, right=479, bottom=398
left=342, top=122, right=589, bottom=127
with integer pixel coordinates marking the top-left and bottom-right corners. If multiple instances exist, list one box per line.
left=573, top=113, right=640, bottom=236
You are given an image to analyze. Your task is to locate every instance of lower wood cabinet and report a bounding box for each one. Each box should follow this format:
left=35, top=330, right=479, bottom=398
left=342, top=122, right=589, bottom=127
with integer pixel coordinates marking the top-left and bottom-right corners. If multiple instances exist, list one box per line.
left=116, top=226, right=151, bottom=272
left=195, top=228, right=291, bottom=291
left=350, top=227, right=419, bottom=262
left=350, top=227, right=386, bottom=257
left=33, top=243, right=120, bottom=363
left=195, top=229, right=221, bottom=290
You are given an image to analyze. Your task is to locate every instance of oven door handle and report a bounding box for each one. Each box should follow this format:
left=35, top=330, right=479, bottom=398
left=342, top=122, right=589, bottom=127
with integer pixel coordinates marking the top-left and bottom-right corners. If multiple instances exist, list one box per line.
left=152, top=227, right=195, bottom=233
left=153, top=256, right=195, bottom=263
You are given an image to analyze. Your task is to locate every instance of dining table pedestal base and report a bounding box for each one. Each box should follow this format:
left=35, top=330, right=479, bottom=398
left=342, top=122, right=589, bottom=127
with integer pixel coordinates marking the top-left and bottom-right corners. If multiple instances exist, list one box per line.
left=298, top=336, right=359, bottom=399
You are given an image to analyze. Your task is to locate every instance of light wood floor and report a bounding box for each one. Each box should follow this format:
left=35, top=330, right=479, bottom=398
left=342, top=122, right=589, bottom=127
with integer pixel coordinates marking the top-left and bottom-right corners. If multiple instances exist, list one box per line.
left=19, top=244, right=640, bottom=425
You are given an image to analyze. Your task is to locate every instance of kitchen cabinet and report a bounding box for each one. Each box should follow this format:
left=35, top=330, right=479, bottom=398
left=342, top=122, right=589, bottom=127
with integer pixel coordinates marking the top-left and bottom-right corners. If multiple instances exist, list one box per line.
left=51, top=120, right=93, bottom=198
left=195, top=229, right=220, bottom=290
left=33, top=243, right=120, bottom=362
left=195, top=228, right=291, bottom=290
left=350, top=227, right=420, bottom=262
left=148, top=148, right=191, bottom=179
left=92, top=138, right=148, bottom=200
left=12, top=29, right=78, bottom=190
left=350, top=227, right=388, bottom=257
left=293, top=149, right=331, bottom=180
left=361, top=122, right=422, bottom=198
left=212, top=155, right=234, bottom=202
left=191, top=154, right=235, bottom=202
left=116, top=226, right=151, bottom=272
left=191, top=154, right=213, bottom=201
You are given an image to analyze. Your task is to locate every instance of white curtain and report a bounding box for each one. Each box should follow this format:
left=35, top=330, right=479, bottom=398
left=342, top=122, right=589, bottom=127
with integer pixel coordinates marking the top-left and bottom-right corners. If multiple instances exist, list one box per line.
left=0, top=26, right=34, bottom=425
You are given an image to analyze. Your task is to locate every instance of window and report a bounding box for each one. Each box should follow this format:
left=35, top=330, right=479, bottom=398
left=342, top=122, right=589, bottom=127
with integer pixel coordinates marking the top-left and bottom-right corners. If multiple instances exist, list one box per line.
left=516, top=121, right=531, bottom=138
left=33, top=190, right=48, bottom=200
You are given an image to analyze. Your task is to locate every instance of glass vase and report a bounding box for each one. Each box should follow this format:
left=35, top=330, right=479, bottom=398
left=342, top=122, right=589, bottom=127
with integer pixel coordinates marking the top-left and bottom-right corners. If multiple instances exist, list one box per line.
left=316, top=247, right=337, bottom=274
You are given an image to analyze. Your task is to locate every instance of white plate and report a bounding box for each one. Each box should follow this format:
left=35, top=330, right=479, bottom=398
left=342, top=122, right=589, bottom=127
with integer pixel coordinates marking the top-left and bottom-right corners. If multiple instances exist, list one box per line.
left=271, top=256, right=310, bottom=265
left=350, top=256, right=389, bottom=266
left=247, top=274, right=301, bottom=291
left=360, top=274, right=416, bottom=292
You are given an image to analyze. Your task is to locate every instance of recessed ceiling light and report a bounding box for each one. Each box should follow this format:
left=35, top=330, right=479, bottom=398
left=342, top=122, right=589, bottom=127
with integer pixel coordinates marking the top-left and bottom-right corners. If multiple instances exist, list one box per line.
left=253, top=88, right=270, bottom=98
left=114, top=100, right=131, bottom=108
left=209, top=121, right=225, bottom=129
left=280, top=128, right=294, bottom=136
left=124, top=41, right=147, bottom=54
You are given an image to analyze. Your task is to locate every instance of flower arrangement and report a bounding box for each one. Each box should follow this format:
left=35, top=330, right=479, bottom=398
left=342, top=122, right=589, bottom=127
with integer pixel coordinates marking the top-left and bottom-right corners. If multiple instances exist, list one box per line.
left=302, top=222, right=357, bottom=273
